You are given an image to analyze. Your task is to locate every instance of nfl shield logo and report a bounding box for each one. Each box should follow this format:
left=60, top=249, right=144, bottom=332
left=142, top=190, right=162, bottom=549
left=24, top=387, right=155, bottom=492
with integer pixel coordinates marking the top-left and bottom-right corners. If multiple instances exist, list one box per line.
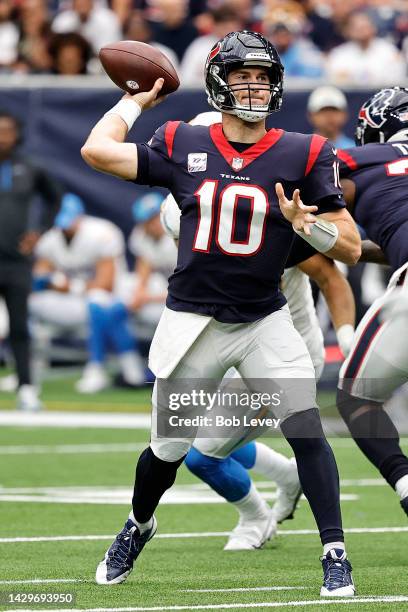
left=232, top=157, right=244, bottom=171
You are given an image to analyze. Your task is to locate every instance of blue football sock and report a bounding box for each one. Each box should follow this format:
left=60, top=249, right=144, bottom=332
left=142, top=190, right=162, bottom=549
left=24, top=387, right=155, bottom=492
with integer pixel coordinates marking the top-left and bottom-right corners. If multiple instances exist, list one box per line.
left=185, top=446, right=251, bottom=502
left=106, top=302, right=138, bottom=355
left=87, top=302, right=109, bottom=363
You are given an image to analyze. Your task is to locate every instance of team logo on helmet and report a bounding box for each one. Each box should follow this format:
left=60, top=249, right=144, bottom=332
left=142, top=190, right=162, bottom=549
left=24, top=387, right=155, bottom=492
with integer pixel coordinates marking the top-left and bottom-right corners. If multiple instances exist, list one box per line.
left=359, top=89, right=395, bottom=128
left=206, top=42, right=221, bottom=69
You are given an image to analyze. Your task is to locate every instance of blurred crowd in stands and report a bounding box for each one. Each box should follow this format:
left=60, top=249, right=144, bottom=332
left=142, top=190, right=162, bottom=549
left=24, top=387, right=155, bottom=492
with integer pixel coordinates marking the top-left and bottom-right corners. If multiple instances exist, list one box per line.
left=0, top=0, right=406, bottom=83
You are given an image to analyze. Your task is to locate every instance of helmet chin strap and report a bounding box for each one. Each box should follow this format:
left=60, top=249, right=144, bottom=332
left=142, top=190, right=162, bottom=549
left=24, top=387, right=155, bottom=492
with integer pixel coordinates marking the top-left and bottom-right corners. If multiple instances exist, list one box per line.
left=235, top=107, right=270, bottom=122
left=228, top=87, right=273, bottom=122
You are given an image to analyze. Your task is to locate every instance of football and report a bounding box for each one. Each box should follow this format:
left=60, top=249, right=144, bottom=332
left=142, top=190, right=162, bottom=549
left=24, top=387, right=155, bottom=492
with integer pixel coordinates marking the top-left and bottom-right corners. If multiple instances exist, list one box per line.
left=99, top=40, right=180, bottom=96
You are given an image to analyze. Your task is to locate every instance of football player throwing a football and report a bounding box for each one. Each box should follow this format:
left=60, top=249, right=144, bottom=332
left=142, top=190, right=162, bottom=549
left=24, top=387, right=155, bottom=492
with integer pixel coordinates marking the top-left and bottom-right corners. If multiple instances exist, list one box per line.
left=82, top=31, right=360, bottom=595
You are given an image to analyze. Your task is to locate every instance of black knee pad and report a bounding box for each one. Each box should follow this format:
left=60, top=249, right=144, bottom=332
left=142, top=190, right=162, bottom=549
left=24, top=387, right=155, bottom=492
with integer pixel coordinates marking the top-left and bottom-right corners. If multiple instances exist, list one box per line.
left=281, top=407, right=330, bottom=456
left=281, top=407, right=324, bottom=439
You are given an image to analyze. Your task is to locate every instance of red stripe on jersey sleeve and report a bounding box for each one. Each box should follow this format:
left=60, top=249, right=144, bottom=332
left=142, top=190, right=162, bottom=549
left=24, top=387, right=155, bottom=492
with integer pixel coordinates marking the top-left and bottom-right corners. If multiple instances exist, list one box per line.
left=164, top=121, right=181, bottom=158
left=337, top=149, right=358, bottom=170
left=305, top=134, right=327, bottom=176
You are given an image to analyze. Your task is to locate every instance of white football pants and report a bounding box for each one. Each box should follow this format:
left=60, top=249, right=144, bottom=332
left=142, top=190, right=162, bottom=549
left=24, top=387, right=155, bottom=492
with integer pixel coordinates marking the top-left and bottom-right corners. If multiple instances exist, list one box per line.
left=339, top=261, right=408, bottom=402
left=149, top=305, right=316, bottom=461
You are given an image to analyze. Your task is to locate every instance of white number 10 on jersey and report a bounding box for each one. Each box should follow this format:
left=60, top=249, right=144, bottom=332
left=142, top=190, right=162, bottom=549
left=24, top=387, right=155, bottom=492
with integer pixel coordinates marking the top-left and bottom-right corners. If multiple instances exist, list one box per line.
left=193, top=180, right=269, bottom=256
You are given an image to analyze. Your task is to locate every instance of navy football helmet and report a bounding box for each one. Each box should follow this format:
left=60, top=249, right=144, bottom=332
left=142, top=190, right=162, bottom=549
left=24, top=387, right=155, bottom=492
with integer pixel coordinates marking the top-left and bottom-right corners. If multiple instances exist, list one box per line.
left=205, top=31, right=284, bottom=123
left=355, top=87, right=408, bottom=146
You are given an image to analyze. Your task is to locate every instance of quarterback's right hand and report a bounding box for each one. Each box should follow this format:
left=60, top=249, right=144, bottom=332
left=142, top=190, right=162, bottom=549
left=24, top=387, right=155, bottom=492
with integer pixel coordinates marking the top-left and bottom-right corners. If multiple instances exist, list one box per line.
left=123, top=78, right=165, bottom=111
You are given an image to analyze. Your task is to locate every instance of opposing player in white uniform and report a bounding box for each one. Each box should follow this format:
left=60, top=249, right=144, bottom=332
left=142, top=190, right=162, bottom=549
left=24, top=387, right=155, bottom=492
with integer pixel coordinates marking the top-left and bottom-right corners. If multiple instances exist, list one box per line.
left=31, top=194, right=145, bottom=391
left=161, top=162, right=355, bottom=550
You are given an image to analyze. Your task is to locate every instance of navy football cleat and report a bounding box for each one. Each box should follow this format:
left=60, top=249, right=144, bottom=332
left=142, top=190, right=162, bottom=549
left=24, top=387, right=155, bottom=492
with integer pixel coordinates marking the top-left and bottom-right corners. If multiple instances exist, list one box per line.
left=320, top=548, right=355, bottom=597
left=401, top=496, right=408, bottom=517
left=96, top=516, right=157, bottom=585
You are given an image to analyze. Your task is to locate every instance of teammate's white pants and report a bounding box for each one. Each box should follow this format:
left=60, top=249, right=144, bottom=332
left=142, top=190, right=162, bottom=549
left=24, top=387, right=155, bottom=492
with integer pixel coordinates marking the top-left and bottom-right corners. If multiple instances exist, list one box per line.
left=29, top=288, right=127, bottom=329
left=149, top=305, right=316, bottom=461
left=339, top=261, right=408, bottom=402
left=29, top=291, right=88, bottom=328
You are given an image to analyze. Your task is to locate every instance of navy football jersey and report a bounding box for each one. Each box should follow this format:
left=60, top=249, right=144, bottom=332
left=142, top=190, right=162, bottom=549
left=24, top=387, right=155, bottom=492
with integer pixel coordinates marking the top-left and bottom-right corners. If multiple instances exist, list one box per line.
left=135, top=121, right=344, bottom=322
left=338, top=142, right=408, bottom=271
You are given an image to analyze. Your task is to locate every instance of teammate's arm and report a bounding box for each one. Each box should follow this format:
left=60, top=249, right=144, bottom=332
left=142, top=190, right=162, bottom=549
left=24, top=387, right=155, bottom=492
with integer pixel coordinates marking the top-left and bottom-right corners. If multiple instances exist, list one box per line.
left=131, top=257, right=152, bottom=311
left=360, top=240, right=389, bottom=264
left=87, top=258, right=115, bottom=292
left=340, top=178, right=356, bottom=212
left=33, top=258, right=54, bottom=274
left=33, top=258, right=70, bottom=292
left=130, top=257, right=166, bottom=310
left=298, top=254, right=355, bottom=356
left=339, top=178, right=389, bottom=264
left=81, top=79, right=164, bottom=180
left=275, top=183, right=361, bottom=265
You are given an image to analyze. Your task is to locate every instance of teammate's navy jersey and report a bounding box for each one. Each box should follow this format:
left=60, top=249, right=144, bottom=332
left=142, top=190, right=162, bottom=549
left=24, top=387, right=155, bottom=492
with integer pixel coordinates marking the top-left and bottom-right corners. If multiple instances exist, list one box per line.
left=135, top=121, right=344, bottom=322
left=338, top=142, right=408, bottom=271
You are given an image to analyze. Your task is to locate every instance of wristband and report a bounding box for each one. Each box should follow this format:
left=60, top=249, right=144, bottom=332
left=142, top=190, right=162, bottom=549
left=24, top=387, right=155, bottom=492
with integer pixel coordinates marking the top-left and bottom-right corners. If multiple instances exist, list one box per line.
left=336, top=324, right=355, bottom=357
left=294, top=218, right=338, bottom=253
left=32, top=275, right=51, bottom=291
left=104, top=99, right=142, bottom=131
left=70, top=278, right=87, bottom=296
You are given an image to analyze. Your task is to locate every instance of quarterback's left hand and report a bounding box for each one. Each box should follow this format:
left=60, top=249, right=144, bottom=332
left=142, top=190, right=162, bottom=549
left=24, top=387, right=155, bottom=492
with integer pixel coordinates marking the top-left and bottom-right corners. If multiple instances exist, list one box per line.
left=275, top=183, right=318, bottom=236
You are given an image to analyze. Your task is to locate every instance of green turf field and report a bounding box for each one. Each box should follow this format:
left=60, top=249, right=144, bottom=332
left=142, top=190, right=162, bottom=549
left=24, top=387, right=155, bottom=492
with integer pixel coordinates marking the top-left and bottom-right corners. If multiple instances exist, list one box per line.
left=1, top=414, right=408, bottom=612
left=0, top=371, right=152, bottom=412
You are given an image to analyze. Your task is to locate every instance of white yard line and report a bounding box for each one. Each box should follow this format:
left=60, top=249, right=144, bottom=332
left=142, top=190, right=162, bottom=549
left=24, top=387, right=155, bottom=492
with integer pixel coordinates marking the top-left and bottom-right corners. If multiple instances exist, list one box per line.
left=0, top=533, right=228, bottom=543
left=0, top=483, right=358, bottom=506
left=254, top=478, right=385, bottom=489
left=0, top=493, right=358, bottom=505
left=181, top=587, right=307, bottom=593
left=4, top=596, right=408, bottom=612
left=0, top=582, right=303, bottom=591
left=339, top=478, right=386, bottom=487
left=1, top=525, right=408, bottom=544
left=0, top=411, right=151, bottom=429
left=0, top=443, right=146, bottom=455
